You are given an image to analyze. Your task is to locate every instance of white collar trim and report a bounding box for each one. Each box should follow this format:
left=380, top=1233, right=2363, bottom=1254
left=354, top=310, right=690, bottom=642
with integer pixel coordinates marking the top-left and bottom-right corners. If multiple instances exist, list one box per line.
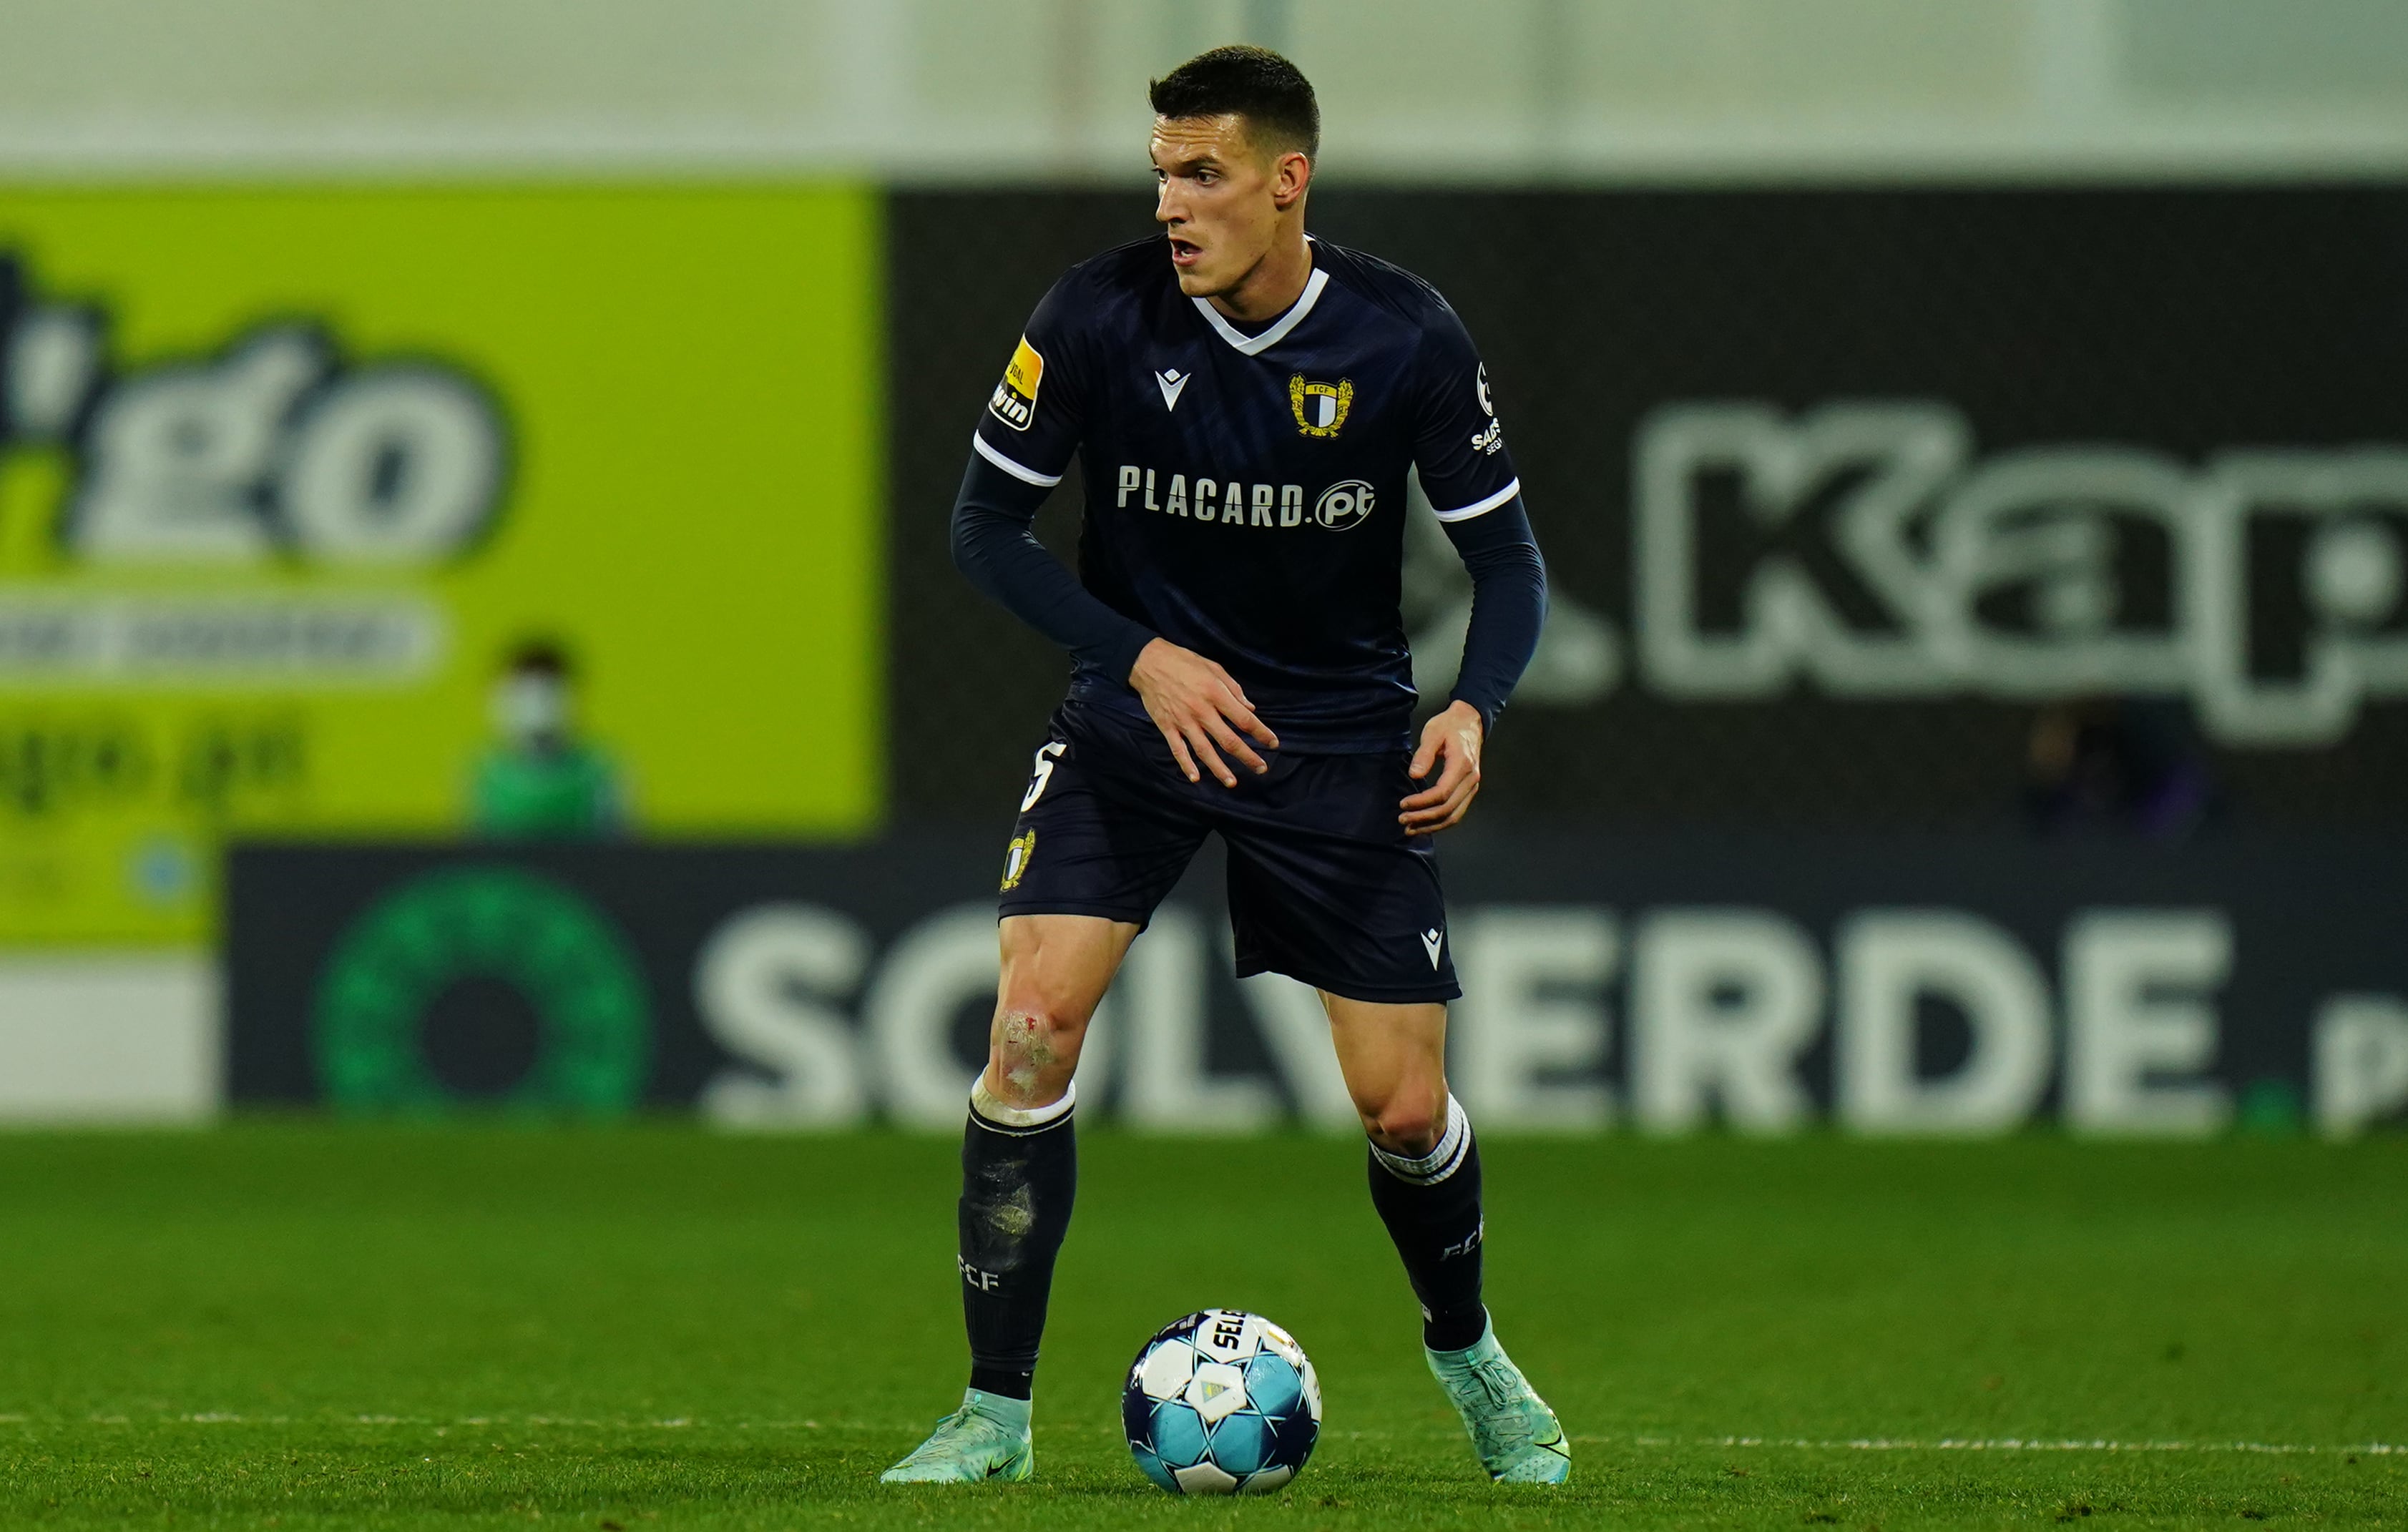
left=1191, top=265, right=1329, bottom=357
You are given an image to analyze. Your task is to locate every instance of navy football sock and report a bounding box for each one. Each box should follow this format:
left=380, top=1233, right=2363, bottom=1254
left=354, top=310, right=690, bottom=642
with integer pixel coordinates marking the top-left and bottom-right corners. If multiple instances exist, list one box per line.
left=959, top=1081, right=1078, bottom=1403
left=1366, top=1094, right=1488, bottom=1352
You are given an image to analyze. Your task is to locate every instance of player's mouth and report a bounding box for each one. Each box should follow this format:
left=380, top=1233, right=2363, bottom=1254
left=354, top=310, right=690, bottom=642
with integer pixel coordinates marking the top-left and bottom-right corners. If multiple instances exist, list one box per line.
left=1168, top=235, right=1202, bottom=267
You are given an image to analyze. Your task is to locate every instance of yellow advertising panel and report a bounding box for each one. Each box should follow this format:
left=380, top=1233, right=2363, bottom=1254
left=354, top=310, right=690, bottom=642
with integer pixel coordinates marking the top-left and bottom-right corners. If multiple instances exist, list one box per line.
left=0, top=186, right=883, bottom=944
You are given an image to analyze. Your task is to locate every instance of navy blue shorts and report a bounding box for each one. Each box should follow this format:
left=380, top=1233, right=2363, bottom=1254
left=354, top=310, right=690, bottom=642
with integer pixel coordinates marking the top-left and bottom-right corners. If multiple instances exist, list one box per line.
left=995, top=700, right=1459, bottom=1004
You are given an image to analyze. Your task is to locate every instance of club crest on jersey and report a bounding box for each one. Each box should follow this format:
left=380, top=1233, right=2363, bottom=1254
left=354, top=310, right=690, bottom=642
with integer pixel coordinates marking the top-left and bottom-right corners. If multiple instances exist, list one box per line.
left=989, top=335, right=1044, bottom=431
left=1288, top=375, right=1354, bottom=437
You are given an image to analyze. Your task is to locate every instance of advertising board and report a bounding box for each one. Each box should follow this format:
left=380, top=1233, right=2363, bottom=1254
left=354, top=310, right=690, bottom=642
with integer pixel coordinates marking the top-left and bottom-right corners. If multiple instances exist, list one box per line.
left=886, top=187, right=2408, bottom=826
left=0, top=186, right=882, bottom=943
left=226, top=833, right=2408, bottom=1137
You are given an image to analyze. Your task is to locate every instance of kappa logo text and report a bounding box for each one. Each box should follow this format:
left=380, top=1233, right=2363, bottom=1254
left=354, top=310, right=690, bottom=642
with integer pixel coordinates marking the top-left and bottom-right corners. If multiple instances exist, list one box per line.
left=1638, top=400, right=2408, bottom=747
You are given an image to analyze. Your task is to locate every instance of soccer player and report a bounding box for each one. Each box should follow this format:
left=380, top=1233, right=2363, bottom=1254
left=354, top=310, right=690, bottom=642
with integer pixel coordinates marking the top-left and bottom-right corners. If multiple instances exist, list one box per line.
left=881, top=46, right=1566, bottom=1487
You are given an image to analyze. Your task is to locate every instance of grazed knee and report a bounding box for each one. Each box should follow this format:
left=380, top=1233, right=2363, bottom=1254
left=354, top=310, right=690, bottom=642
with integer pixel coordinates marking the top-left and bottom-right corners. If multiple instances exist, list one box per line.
left=989, top=1005, right=1082, bottom=1108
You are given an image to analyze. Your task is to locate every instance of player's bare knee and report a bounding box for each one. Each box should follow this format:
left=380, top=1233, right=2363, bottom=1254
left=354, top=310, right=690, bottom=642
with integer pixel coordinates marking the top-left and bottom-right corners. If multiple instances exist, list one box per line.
left=987, top=1004, right=1085, bottom=1106
left=1364, top=1101, right=1440, bottom=1156
left=1360, top=1074, right=1450, bottom=1154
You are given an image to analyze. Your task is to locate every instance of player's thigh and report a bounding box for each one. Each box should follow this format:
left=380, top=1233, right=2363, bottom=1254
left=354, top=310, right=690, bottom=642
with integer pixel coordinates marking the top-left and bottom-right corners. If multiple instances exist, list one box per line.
left=1218, top=750, right=1460, bottom=1006
left=999, top=704, right=1208, bottom=929
left=993, top=911, right=1140, bottom=1053
left=1323, top=993, right=1450, bottom=1147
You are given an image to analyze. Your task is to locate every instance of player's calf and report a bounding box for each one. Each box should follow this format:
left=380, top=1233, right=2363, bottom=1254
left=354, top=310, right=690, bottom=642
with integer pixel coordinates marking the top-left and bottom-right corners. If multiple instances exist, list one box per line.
left=1364, top=1092, right=1488, bottom=1351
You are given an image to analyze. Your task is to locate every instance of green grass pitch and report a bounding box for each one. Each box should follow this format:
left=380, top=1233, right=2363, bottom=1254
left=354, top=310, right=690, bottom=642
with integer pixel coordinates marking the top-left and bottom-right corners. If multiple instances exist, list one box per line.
left=1, top=1125, right=2400, bottom=1528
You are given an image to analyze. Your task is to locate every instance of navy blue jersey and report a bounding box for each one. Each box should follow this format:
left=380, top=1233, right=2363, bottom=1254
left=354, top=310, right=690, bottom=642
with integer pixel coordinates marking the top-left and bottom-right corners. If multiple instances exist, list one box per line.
left=970, top=236, right=1522, bottom=752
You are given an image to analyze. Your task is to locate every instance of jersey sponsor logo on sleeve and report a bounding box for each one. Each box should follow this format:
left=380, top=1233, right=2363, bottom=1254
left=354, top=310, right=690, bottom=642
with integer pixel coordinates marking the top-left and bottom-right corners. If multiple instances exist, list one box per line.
left=989, top=335, right=1045, bottom=431
left=1471, top=418, right=1504, bottom=455
left=1288, top=374, right=1354, bottom=437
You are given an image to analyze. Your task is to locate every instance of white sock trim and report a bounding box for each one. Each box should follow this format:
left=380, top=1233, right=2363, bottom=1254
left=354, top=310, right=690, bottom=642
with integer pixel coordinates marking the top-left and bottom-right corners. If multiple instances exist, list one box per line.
left=970, top=1077, right=1076, bottom=1130
left=1372, top=1094, right=1471, bottom=1184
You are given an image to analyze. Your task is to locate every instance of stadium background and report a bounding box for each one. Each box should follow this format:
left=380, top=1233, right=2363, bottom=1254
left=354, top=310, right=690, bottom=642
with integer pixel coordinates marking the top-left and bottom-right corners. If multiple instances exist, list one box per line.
left=6, top=7, right=2408, bottom=1528
left=4, top=0, right=2408, bottom=1136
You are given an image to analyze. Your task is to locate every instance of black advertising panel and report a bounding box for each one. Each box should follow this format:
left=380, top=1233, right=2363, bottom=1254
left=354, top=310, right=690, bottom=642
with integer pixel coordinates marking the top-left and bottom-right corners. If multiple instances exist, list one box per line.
left=226, top=834, right=2408, bottom=1136
left=886, top=188, right=2408, bottom=828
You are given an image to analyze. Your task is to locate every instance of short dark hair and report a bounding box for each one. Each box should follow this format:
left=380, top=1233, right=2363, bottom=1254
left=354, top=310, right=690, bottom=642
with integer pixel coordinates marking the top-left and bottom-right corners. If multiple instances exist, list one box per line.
left=1148, top=45, right=1320, bottom=162
left=504, top=637, right=573, bottom=680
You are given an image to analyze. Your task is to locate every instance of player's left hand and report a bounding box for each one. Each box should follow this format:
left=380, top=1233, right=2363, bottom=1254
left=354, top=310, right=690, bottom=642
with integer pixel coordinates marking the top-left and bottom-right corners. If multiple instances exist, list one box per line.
left=1400, top=701, right=1484, bottom=836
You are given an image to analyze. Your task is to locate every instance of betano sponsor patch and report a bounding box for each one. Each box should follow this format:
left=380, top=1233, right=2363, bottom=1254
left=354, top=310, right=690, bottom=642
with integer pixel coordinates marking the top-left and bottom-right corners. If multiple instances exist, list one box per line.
left=989, top=335, right=1044, bottom=431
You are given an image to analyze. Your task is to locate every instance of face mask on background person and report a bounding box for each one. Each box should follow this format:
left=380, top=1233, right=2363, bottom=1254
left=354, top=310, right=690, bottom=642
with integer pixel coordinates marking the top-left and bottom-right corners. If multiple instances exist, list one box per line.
left=493, top=672, right=569, bottom=746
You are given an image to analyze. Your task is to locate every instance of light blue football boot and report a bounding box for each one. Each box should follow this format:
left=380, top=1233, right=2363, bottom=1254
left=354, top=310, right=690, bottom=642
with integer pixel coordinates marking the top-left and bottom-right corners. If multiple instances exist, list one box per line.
left=879, top=1390, right=1034, bottom=1483
left=1426, top=1321, right=1571, bottom=1484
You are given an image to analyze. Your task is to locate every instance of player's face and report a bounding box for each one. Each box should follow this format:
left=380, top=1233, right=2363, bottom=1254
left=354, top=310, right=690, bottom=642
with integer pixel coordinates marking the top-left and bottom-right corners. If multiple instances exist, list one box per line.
left=1150, top=114, right=1305, bottom=299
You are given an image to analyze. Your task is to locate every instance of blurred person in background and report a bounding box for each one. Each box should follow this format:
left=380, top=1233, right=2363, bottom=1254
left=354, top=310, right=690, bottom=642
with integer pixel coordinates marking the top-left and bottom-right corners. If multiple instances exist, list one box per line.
left=2024, top=696, right=2212, bottom=840
left=468, top=638, right=630, bottom=839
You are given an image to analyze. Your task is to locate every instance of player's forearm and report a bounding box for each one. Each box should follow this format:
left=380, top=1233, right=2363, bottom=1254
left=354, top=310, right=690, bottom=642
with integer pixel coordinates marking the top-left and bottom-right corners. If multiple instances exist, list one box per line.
left=950, top=457, right=1157, bottom=680
left=1442, top=498, right=1547, bottom=732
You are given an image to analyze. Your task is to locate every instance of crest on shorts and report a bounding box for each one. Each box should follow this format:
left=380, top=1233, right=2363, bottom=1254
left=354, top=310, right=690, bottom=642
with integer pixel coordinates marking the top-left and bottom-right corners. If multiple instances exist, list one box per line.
left=1289, top=375, right=1353, bottom=437
left=1000, top=830, right=1037, bottom=891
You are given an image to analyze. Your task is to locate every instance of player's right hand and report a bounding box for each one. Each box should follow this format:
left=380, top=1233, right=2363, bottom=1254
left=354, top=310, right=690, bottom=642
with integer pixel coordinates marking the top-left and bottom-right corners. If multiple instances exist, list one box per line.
left=1129, top=637, right=1280, bottom=787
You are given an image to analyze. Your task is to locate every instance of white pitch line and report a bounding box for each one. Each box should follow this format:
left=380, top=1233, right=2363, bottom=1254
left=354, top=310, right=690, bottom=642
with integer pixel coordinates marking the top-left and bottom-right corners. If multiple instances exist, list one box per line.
left=16, top=1416, right=2400, bottom=1459
left=1580, top=1435, right=2404, bottom=1458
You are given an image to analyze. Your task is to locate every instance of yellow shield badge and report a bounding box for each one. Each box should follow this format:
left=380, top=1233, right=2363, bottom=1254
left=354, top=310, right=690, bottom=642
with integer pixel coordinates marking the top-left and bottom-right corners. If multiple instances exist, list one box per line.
left=1000, top=830, right=1037, bottom=891
left=1289, top=375, right=1354, bottom=437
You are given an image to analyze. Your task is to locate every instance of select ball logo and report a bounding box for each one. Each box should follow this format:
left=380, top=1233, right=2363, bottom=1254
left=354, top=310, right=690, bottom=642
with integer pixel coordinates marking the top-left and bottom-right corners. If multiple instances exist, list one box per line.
left=1313, top=479, right=1376, bottom=531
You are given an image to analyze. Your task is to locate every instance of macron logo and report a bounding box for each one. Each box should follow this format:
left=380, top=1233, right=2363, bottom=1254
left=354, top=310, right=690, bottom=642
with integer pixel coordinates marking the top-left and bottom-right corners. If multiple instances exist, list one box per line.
left=1155, top=368, right=1190, bottom=412
left=1421, top=928, right=1444, bottom=968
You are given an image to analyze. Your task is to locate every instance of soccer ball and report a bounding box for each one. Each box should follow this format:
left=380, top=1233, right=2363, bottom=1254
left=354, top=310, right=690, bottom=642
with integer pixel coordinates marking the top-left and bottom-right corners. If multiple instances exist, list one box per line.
left=1122, top=1309, right=1321, bottom=1495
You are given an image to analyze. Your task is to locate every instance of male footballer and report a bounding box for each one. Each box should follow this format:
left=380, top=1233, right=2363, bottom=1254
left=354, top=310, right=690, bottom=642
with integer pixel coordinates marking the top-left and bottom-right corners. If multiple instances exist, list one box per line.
left=883, top=45, right=1565, bottom=1487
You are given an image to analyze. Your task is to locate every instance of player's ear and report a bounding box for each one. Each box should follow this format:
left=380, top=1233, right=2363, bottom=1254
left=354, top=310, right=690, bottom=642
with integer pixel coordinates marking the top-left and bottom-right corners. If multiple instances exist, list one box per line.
left=1271, top=150, right=1312, bottom=210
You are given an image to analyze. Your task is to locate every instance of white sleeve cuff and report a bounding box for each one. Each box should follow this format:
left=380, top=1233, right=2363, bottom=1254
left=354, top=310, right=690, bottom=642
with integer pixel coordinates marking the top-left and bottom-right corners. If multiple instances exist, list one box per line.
left=1430, top=478, right=1520, bottom=523
left=973, top=433, right=1064, bottom=488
